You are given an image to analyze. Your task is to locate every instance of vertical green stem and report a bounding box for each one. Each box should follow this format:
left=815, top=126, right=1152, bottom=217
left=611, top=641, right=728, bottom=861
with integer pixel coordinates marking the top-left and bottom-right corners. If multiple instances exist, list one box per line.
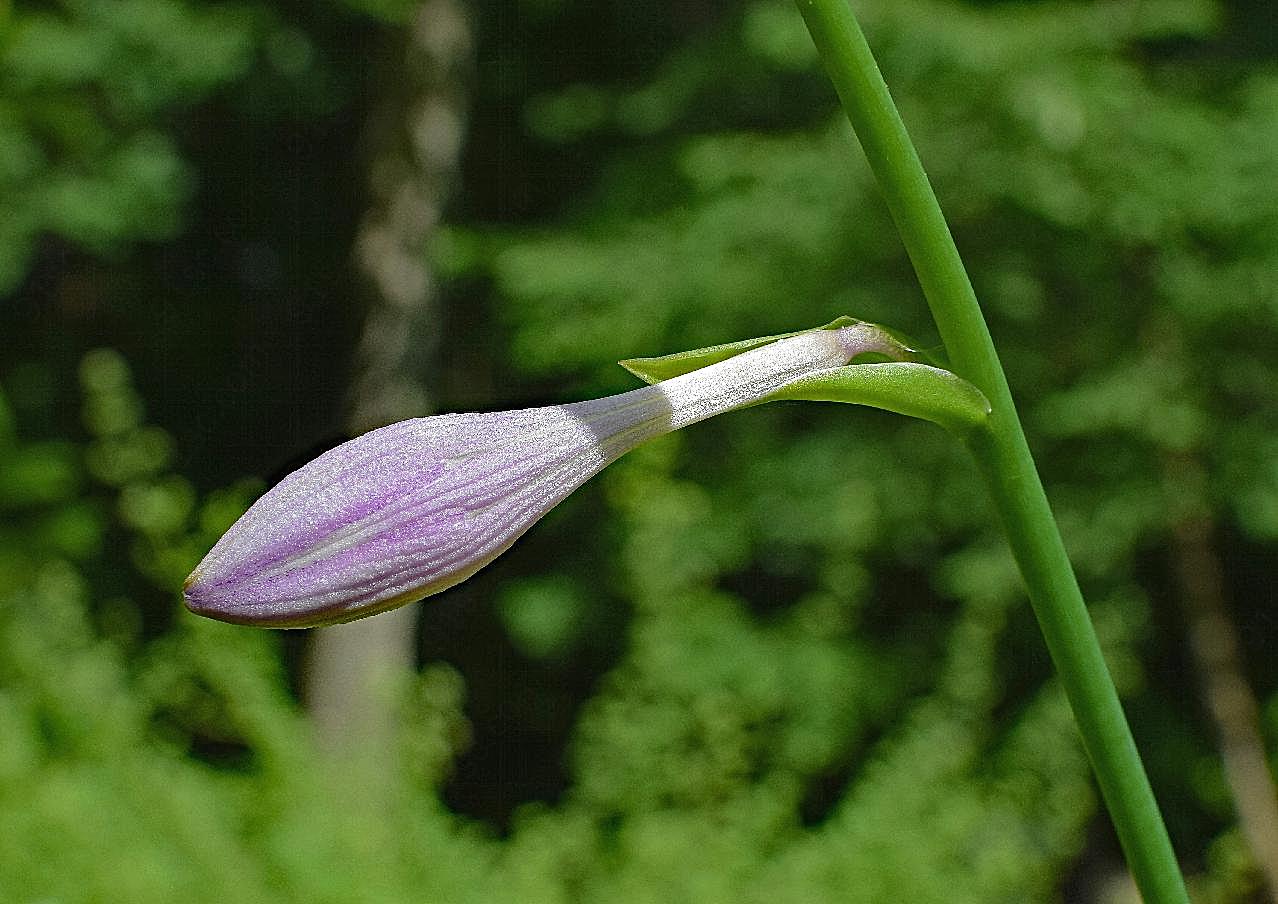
left=793, top=2, right=1189, bottom=902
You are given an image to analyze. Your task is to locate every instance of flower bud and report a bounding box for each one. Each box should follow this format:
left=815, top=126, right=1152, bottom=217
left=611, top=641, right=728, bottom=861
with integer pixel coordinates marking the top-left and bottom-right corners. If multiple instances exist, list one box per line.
left=184, top=325, right=882, bottom=627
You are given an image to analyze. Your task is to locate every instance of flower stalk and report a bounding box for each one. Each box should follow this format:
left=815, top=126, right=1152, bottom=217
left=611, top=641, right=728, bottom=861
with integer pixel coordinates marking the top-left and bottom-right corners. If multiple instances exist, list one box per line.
left=792, top=1, right=1189, bottom=901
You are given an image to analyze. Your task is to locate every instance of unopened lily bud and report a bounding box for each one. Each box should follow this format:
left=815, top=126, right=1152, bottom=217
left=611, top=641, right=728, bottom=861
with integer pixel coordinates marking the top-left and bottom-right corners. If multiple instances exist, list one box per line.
left=184, top=324, right=894, bottom=627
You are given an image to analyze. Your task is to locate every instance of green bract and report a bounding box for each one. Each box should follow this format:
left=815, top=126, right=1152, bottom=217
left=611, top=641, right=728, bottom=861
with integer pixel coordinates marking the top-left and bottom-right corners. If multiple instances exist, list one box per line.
left=621, top=316, right=990, bottom=434
left=771, top=362, right=991, bottom=434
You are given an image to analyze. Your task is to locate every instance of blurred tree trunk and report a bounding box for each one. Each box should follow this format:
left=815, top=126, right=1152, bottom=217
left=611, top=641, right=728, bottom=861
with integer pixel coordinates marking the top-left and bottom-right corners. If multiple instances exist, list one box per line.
left=305, top=0, right=471, bottom=765
left=1166, top=456, right=1278, bottom=897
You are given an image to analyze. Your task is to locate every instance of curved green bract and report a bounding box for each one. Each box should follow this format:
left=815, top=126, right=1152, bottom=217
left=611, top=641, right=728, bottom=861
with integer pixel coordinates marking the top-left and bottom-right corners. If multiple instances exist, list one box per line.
left=619, top=318, right=981, bottom=433
left=768, top=362, right=990, bottom=434
left=619, top=315, right=911, bottom=384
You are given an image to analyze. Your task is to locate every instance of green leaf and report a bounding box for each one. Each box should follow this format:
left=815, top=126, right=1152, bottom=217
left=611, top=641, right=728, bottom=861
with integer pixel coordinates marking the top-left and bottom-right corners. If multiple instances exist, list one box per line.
left=618, top=317, right=920, bottom=383
left=768, top=362, right=991, bottom=434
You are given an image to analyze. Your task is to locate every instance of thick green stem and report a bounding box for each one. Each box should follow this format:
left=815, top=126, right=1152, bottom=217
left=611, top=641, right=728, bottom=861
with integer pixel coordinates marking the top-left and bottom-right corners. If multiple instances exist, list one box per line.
left=793, top=2, right=1189, bottom=901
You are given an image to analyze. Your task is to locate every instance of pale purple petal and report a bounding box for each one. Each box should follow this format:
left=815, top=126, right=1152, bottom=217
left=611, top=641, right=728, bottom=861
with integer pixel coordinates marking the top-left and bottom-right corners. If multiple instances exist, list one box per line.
left=184, top=326, right=870, bottom=627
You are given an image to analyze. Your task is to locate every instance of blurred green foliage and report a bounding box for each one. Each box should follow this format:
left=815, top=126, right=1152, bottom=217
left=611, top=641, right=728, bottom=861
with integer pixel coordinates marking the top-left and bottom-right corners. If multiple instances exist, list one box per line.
left=2, top=0, right=1277, bottom=901
left=0, top=0, right=254, bottom=291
